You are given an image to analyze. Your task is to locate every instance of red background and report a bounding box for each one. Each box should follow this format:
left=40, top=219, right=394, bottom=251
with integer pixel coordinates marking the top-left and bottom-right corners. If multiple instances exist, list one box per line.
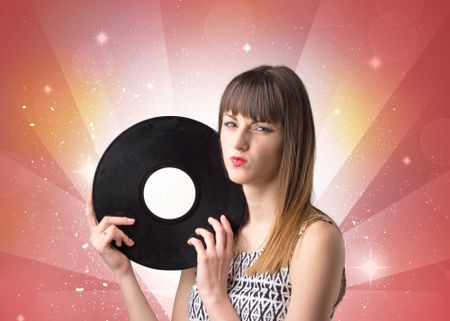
left=1, top=0, right=449, bottom=320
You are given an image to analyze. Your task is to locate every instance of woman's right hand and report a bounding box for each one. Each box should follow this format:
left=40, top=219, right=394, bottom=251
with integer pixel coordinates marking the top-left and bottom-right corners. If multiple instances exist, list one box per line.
left=86, top=192, right=136, bottom=277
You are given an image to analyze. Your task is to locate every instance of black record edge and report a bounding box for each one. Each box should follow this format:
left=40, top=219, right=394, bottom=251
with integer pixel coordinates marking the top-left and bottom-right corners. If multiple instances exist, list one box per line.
left=92, top=116, right=245, bottom=270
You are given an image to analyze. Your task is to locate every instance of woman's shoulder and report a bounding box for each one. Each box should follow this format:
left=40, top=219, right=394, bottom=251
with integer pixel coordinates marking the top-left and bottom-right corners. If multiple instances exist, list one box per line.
left=287, top=210, right=346, bottom=318
left=292, top=209, right=344, bottom=261
left=298, top=219, right=343, bottom=247
left=297, top=208, right=340, bottom=239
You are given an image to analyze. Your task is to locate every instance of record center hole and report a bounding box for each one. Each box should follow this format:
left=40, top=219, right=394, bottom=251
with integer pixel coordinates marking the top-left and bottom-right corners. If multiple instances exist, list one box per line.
left=143, top=167, right=196, bottom=220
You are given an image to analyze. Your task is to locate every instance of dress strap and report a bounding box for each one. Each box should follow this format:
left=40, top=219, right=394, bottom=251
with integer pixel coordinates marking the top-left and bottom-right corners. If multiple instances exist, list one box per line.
left=294, top=212, right=336, bottom=243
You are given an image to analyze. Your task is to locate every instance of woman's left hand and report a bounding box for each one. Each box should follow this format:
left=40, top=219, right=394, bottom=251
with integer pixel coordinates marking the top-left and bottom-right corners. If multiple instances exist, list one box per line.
left=187, top=215, right=234, bottom=306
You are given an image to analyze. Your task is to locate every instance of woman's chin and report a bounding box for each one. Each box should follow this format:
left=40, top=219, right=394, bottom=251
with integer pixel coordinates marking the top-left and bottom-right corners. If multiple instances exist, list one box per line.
left=227, top=173, right=250, bottom=185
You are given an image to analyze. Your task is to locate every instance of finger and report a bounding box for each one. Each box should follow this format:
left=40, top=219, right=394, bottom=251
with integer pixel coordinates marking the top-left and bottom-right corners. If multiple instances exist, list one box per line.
left=97, top=216, right=135, bottom=232
left=208, top=216, right=226, bottom=251
left=93, top=225, right=118, bottom=252
left=220, top=215, right=234, bottom=252
left=195, top=228, right=215, bottom=252
left=112, top=228, right=135, bottom=247
left=86, top=192, right=98, bottom=233
left=187, top=237, right=206, bottom=258
left=103, top=225, right=135, bottom=247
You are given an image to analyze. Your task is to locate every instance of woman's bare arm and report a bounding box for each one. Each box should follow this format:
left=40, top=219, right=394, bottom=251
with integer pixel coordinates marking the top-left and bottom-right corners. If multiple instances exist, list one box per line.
left=172, top=267, right=196, bottom=321
left=285, top=220, right=345, bottom=321
left=115, top=264, right=159, bottom=321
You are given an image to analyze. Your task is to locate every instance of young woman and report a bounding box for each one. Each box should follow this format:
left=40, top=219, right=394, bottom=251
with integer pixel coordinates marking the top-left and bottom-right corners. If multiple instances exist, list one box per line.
left=86, top=65, right=346, bottom=321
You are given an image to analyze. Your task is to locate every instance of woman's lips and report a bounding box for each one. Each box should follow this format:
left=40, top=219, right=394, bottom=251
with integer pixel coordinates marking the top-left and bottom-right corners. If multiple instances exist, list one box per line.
left=230, top=156, right=247, bottom=167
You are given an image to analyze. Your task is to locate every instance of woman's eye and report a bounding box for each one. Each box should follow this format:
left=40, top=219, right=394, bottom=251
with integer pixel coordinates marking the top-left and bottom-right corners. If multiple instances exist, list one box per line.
left=223, top=121, right=236, bottom=128
left=255, top=126, right=273, bottom=133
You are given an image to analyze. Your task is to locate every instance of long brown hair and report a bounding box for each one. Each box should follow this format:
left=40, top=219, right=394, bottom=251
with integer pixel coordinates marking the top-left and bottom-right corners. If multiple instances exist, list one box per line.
left=218, top=65, right=318, bottom=275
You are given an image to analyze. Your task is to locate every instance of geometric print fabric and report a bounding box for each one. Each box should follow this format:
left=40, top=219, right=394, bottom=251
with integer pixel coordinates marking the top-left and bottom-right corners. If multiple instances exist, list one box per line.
left=188, top=249, right=292, bottom=321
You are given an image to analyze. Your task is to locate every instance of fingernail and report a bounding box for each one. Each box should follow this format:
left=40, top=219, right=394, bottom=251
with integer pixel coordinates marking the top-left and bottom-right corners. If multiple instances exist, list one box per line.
left=220, top=215, right=225, bottom=220
left=127, top=218, right=135, bottom=223
left=129, top=239, right=134, bottom=245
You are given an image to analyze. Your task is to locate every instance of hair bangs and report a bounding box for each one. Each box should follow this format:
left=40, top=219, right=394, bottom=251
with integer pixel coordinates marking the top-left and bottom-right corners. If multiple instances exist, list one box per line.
left=219, top=68, right=284, bottom=127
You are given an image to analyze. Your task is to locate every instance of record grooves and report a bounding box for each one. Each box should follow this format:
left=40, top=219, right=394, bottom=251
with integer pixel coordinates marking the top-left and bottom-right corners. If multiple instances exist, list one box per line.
left=92, top=116, right=245, bottom=270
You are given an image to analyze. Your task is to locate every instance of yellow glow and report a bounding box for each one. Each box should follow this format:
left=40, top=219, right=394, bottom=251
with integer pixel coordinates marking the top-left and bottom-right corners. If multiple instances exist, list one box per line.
left=44, top=85, right=52, bottom=94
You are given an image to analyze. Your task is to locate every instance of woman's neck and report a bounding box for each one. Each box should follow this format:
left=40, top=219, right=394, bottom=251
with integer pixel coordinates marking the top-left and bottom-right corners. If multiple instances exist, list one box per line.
left=235, top=179, right=279, bottom=252
left=242, top=179, right=279, bottom=229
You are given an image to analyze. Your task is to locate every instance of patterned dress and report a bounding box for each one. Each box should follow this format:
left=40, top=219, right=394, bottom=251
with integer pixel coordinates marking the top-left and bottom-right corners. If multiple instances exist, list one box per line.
left=188, top=214, right=346, bottom=321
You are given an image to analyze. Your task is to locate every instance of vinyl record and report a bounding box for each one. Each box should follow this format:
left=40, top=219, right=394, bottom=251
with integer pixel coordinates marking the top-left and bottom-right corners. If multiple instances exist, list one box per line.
left=92, top=116, right=246, bottom=270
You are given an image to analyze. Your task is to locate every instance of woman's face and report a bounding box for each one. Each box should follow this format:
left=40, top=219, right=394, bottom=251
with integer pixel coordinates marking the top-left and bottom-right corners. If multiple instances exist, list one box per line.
left=220, top=112, right=283, bottom=186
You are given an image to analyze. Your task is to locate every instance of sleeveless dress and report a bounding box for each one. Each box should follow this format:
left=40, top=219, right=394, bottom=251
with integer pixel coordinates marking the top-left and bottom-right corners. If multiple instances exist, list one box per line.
left=188, top=213, right=346, bottom=321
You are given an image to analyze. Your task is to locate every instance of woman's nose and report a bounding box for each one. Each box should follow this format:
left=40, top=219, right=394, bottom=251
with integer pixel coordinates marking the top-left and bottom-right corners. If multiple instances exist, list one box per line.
left=234, top=129, right=249, bottom=151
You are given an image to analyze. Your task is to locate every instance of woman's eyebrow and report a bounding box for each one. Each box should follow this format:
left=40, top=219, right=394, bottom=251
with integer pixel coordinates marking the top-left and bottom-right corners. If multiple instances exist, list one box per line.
left=223, top=113, right=270, bottom=125
left=223, top=113, right=238, bottom=120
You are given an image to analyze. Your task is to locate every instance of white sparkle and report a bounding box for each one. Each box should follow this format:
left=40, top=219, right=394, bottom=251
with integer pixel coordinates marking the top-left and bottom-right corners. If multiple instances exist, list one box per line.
left=402, top=156, right=411, bottom=165
left=353, top=251, right=389, bottom=283
left=369, top=56, right=382, bottom=70
left=362, top=258, right=379, bottom=278
left=82, top=242, right=89, bottom=249
left=75, top=287, right=84, bottom=292
left=29, top=123, right=35, bottom=127
left=17, top=314, right=25, bottom=321
left=147, top=82, right=154, bottom=90
left=243, top=43, right=251, bottom=52
left=95, top=30, right=110, bottom=46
